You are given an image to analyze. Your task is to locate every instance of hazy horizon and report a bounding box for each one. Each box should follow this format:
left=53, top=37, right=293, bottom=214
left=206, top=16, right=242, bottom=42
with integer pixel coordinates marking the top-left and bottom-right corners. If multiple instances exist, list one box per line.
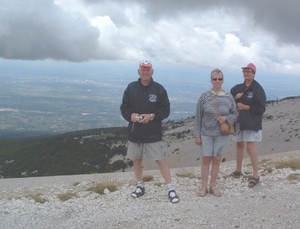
left=0, top=60, right=299, bottom=136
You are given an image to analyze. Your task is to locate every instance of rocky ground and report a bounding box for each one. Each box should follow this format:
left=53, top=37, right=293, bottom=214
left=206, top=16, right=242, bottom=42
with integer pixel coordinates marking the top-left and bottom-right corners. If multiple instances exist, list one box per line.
left=1, top=151, right=299, bottom=229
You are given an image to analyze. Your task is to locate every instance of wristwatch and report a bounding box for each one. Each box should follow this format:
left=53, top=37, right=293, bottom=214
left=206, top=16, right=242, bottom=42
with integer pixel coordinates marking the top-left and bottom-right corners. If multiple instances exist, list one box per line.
left=150, top=113, right=154, bottom=121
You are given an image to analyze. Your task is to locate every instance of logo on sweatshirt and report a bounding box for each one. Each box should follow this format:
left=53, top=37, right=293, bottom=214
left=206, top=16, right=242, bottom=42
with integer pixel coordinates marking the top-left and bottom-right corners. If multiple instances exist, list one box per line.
left=149, top=94, right=157, bottom=102
left=247, top=92, right=253, bottom=99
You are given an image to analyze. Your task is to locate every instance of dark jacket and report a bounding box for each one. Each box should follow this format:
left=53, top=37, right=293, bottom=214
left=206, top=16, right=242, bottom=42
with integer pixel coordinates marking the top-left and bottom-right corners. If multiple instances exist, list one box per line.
left=120, top=78, right=170, bottom=143
left=231, top=79, right=266, bottom=130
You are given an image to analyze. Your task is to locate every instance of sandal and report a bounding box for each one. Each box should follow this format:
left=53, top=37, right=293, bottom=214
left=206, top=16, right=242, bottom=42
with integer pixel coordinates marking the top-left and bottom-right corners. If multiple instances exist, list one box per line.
left=131, top=186, right=145, bottom=198
left=198, top=187, right=208, bottom=197
left=209, top=187, right=222, bottom=197
left=230, top=171, right=243, bottom=178
left=168, top=190, right=180, bottom=203
left=248, top=177, right=260, bottom=188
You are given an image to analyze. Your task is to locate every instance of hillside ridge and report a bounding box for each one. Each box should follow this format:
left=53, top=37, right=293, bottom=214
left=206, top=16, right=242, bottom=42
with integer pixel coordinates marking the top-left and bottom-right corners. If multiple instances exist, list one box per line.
left=0, top=96, right=300, bottom=178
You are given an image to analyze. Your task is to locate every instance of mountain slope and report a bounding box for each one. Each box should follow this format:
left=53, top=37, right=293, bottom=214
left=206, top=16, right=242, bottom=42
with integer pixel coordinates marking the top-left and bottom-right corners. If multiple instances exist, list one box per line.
left=1, top=96, right=299, bottom=178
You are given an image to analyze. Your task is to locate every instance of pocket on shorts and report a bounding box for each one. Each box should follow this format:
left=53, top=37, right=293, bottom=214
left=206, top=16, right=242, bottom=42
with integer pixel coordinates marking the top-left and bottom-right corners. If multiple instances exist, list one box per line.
left=254, top=130, right=262, bottom=140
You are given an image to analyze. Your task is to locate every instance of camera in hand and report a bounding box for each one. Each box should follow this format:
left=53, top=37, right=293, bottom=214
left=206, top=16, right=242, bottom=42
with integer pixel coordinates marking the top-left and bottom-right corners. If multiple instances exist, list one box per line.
left=136, top=115, right=144, bottom=121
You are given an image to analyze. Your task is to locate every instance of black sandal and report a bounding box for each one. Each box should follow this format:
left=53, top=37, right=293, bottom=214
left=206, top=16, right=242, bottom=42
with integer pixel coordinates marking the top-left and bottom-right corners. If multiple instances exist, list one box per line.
left=230, top=171, right=243, bottom=178
left=248, top=177, right=260, bottom=188
left=168, top=190, right=179, bottom=203
left=131, top=186, right=145, bottom=198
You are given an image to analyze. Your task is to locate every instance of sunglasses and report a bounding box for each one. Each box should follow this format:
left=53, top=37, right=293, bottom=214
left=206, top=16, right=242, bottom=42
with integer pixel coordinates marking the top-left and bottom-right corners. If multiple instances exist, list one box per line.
left=212, top=78, right=223, bottom=81
left=242, top=69, right=254, bottom=74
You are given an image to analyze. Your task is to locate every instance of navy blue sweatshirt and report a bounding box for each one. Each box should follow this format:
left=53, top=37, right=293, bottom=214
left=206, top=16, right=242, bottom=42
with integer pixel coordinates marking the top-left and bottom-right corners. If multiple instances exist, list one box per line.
left=230, top=80, right=266, bottom=130
left=120, top=78, right=170, bottom=143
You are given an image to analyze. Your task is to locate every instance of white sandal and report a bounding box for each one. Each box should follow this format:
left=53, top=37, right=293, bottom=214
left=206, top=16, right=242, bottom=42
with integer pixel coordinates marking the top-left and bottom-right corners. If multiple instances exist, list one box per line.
left=131, top=186, right=145, bottom=198
left=168, top=190, right=179, bottom=203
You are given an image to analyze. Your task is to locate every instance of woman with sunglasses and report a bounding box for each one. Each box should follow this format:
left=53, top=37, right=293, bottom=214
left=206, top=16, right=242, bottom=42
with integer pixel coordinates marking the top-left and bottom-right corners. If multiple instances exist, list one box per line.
left=229, top=63, right=266, bottom=188
left=193, top=68, right=238, bottom=197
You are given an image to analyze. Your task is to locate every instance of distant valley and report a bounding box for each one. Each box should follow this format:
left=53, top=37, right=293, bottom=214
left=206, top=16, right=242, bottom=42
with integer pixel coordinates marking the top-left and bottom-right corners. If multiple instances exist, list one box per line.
left=1, top=61, right=299, bottom=138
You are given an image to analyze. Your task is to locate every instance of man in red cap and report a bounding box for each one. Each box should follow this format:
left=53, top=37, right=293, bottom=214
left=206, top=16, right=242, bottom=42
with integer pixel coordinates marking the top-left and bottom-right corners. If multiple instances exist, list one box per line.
left=230, top=63, right=266, bottom=188
left=120, top=60, right=179, bottom=203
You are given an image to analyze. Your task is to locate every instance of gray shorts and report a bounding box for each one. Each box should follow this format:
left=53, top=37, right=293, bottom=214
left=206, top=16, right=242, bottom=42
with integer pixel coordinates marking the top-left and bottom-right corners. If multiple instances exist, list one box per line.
left=232, top=123, right=262, bottom=142
left=126, top=141, right=165, bottom=160
left=200, top=135, right=230, bottom=157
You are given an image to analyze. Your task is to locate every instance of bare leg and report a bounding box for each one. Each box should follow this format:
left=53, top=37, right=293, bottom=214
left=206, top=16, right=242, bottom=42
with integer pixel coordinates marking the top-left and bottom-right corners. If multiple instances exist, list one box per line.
left=157, top=159, right=179, bottom=203
left=201, top=156, right=211, bottom=189
left=210, top=154, right=222, bottom=187
left=133, top=158, right=143, bottom=181
left=131, top=158, right=145, bottom=198
left=235, top=142, right=245, bottom=172
left=156, top=159, right=172, bottom=184
left=246, top=142, right=259, bottom=178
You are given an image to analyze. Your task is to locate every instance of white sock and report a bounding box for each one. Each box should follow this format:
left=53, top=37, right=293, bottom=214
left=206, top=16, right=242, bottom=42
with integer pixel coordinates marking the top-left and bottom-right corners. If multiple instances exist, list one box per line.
left=137, top=181, right=144, bottom=188
left=167, top=183, right=174, bottom=191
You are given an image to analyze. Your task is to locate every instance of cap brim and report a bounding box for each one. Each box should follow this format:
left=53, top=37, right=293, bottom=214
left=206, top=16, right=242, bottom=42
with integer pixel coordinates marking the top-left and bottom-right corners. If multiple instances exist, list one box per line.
left=140, top=64, right=152, bottom=68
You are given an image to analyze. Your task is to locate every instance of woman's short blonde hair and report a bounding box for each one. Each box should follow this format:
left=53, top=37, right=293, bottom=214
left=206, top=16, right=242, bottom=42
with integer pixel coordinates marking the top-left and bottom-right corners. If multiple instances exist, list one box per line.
left=210, top=68, right=224, bottom=79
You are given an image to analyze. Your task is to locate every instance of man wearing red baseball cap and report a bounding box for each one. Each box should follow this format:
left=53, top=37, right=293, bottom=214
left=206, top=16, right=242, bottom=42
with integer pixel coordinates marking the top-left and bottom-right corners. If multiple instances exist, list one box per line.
left=120, top=60, right=179, bottom=203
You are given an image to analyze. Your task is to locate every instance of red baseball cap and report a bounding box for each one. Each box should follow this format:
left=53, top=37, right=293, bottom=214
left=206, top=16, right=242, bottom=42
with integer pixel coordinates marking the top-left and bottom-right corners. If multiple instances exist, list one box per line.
left=241, top=63, right=256, bottom=73
left=140, top=60, right=152, bottom=68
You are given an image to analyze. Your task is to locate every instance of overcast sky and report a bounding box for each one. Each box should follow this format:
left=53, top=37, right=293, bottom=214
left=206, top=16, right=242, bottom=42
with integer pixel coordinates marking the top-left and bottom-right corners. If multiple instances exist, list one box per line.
left=1, top=0, right=300, bottom=75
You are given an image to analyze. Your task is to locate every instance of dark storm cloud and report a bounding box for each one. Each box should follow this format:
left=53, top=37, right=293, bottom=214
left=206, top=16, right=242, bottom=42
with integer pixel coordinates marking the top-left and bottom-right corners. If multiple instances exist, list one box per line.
left=1, top=0, right=299, bottom=63
left=167, top=0, right=299, bottom=46
left=85, top=0, right=300, bottom=46
left=0, top=0, right=101, bottom=62
left=241, top=1, right=300, bottom=45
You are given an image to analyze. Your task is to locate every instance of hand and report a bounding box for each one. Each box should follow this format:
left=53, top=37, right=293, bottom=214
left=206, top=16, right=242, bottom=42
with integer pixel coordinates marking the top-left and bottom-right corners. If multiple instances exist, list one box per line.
left=131, top=113, right=154, bottom=123
left=217, top=115, right=226, bottom=124
left=236, top=102, right=249, bottom=110
left=235, top=92, right=243, bottom=100
left=138, top=113, right=154, bottom=124
left=195, top=137, right=202, bottom=145
left=131, top=113, right=144, bottom=123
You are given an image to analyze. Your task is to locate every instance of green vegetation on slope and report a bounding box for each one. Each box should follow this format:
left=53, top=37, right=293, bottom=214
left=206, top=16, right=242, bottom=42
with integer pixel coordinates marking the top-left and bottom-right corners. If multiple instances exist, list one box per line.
left=0, top=127, right=130, bottom=178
